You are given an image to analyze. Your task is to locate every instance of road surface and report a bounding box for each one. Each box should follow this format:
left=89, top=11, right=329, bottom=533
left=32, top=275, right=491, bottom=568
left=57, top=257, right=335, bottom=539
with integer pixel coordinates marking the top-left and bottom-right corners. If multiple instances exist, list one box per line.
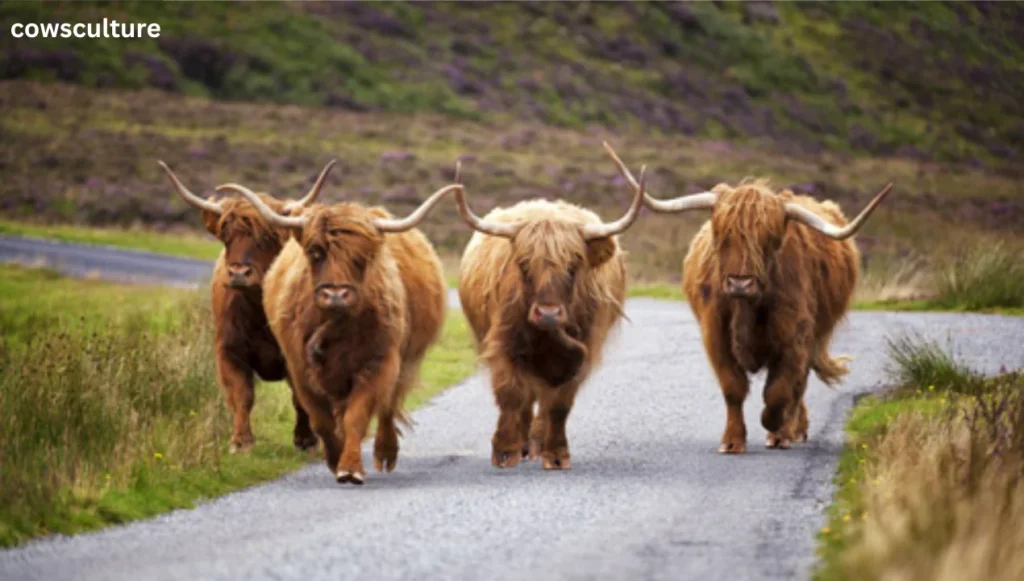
left=2, top=235, right=1022, bottom=581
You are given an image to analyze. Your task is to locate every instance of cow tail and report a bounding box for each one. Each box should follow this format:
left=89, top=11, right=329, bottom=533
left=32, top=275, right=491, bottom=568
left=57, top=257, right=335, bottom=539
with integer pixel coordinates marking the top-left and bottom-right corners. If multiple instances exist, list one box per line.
left=811, top=346, right=852, bottom=387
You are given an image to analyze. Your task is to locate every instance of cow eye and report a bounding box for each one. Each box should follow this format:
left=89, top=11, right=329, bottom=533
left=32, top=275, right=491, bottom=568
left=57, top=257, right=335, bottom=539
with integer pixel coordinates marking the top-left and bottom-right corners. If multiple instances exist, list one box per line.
left=308, top=246, right=325, bottom=263
left=567, top=262, right=579, bottom=279
left=353, top=256, right=367, bottom=275
left=330, top=228, right=355, bottom=236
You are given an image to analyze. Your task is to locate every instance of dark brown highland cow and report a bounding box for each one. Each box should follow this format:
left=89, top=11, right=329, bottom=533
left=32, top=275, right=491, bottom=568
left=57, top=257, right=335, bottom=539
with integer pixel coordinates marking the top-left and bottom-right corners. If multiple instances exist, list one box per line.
left=604, top=143, right=893, bottom=454
left=454, top=157, right=645, bottom=470
left=226, top=163, right=454, bottom=484
left=159, top=161, right=333, bottom=453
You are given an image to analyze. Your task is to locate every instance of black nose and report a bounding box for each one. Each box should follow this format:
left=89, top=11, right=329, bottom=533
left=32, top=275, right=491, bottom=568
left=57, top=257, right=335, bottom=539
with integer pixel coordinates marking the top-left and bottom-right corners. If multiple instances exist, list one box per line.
left=726, top=275, right=756, bottom=295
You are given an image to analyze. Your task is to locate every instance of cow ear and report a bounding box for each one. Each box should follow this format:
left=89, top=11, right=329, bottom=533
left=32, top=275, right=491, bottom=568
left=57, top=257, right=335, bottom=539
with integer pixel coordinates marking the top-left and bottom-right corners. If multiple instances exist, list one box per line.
left=201, top=210, right=221, bottom=237
left=585, top=237, right=616, bottom=268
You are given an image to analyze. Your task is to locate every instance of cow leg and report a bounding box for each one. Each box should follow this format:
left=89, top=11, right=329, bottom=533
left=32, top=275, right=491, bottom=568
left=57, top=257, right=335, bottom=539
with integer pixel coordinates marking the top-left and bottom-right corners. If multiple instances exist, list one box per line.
left=519, top=392, right=541, bottom=460
left=762, top=357, right=807, bottom=449
left=703, top=339, right=749, bottom=454
left=335, top=353, right=399, bottom=485
left=490, top=357, right=528, bottom=469
left=789, top=370, right=810, bottom=443
left=527, top=406, right=545, bottom=461
left=216, top=351, right=256, bottom=454
left=537, top=384, right=579, bottom=470
left=288, top=381, right=318, bottom=452
left=374, top=358, right=420, bottom=473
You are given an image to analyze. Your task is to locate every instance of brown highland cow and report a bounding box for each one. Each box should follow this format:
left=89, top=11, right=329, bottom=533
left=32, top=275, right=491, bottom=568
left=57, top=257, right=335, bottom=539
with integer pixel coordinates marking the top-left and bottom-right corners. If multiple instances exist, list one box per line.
left=453, top=159, right=646, bottom=470
left=603, top=142, right=893, bottom=454
left=224, top=164, right=454, bottom=484
left=158, top=161, right=333, bottom=453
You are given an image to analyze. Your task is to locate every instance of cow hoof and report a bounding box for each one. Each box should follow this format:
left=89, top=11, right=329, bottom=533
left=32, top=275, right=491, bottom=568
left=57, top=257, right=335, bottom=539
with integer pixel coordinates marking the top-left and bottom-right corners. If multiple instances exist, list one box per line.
left=293, top=435, right=319, bottom=452
left=527, top=440, right=543, bottom=460
left=765, top=434, right=792, bottom=449
left=541, top=454, right=571, bottom=471
left=336, top=470, right=366, bottom=485
left=492, top=450, right=522, bottom=469
left=228, top=440, right=254, bottom=454
left=373, top=456, right=397, bottom=473
left=718, top=441, right=747, bottom=454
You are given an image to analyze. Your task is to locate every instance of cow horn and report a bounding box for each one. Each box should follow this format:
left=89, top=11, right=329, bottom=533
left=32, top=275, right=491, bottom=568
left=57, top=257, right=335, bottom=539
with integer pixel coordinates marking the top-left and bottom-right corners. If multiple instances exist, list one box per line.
left=158, top=161, right=223, bottom=215
left=582, top=164, right=647, bottom=240
left=452, top=166, right=521, bottom=239
left=785, top=183, right=894, bottom=240
left=284, top=159, right=337, bottom=214
left=602, top=142, right=717, bottom=213
left=373, top=183, right=464, bottom=233
left=215, top=183, right=308, bottom=229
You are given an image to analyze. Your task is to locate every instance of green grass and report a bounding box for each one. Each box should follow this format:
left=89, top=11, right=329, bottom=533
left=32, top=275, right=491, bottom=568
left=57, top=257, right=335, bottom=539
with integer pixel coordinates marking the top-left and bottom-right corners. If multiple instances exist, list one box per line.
left=0, top=219, right=221, bottom=261
left=932, top=241, right=1024, bottom=311
left=0, top=263, right=477, bottom=548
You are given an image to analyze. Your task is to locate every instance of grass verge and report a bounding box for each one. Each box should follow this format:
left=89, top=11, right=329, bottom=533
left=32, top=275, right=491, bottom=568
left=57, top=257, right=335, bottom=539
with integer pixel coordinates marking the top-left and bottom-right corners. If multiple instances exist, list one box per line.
left=813, top=333, right=1024, bottom=580
left=0, top=264, right=476, bottom=548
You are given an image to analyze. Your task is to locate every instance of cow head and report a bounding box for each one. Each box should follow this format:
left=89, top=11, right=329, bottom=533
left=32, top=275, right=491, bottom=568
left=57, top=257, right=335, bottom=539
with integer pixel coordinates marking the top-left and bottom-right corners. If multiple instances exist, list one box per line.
left=223, top=161, right=461, bottom=317
left=159, top=161, right=332, bottom=289
left=602, top=141, right=893, bottom=301
left=452, top=159, right=645, bottom=338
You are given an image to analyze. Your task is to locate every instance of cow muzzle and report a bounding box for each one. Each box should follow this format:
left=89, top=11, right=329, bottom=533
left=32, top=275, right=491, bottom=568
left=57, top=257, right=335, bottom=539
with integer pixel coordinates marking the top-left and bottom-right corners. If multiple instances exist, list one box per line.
left=529, top=303, right=567, bottom=329
left=315, top=284, right=358, bottom=311
left=227, top=263, right=255, bottom=288
left=725, top=275, right=759, bottom=299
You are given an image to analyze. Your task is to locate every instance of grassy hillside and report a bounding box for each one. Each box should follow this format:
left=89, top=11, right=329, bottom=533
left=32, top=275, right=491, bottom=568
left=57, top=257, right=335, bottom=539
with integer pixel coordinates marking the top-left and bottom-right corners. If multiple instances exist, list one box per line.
left=1, top=1, right=1022, bottom=163
left=2, top=78, right=1022, bottom=289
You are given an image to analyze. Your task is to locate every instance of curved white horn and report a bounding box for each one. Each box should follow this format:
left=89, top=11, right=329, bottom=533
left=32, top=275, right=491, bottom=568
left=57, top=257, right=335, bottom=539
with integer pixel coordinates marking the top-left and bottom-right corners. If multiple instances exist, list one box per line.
left=215, top=183, right=307, bottom=229
left=602, top=141, right=716, bottom=213
left=290, top=159, right=337, bottom=210
left=452, top=175, right=520, bottom=239
left=158, top=161, right=223, bottom=215
left=582, top=164, right=647, bottom=240
left=785, top=183, right=894, bottom=240
left=373, top=184, right=464, bottom=233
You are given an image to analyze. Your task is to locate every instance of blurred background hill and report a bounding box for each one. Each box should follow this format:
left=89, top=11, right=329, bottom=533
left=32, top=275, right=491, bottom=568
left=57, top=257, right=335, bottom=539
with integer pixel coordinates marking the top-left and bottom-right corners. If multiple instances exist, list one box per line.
left=1, top=0, right=1022, bottom=289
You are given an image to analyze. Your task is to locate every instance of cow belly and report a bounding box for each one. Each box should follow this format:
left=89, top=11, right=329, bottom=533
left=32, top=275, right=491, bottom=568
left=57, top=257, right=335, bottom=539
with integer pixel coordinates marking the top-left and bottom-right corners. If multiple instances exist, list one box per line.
left=250, top=338, right=288, bottom=382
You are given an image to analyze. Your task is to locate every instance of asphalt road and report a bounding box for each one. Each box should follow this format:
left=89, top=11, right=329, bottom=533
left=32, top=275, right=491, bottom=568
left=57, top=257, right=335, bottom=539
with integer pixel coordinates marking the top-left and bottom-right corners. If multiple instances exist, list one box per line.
left=2, top=235, right=1022, bottom=581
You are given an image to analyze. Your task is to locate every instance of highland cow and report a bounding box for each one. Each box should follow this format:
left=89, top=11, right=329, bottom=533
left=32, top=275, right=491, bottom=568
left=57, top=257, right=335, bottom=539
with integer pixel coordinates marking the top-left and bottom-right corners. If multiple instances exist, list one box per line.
left=225, top=163, right=454, bottom=484
left=603, top=142, right=893, bottom=454
left=453, top=158, right=646, bottom=470
left=159, top=161, right=333, bottom=453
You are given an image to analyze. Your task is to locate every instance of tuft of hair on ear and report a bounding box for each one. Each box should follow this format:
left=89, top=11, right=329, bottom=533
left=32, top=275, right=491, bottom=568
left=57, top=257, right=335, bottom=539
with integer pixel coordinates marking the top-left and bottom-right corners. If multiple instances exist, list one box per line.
left=201, top=209, right=221, bottom=238
left=585, top=236, right=617, bottom=268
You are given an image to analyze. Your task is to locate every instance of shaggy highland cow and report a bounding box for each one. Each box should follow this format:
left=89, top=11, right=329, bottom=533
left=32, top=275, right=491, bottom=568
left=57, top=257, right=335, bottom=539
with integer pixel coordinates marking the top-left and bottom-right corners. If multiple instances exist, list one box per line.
left=453, top=159, right=646, bottom=470
left=159, top=161, right=334, bottom=453
left=224, top=163, right=454, bottom=484
left=603, top=143, right=893, bottom=454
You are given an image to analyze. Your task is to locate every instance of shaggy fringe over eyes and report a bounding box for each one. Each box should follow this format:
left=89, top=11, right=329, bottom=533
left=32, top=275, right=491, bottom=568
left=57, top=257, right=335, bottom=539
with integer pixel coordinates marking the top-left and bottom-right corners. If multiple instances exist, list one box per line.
left=711, top=178, right=786, bottom=281
left=217, top=197, right=290, bottom=245
left=482, top=221, right=625, bottom=363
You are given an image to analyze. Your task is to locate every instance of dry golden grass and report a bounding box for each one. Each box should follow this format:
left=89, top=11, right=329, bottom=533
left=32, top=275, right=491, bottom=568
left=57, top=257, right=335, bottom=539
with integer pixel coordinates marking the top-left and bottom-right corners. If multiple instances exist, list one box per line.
left=816, top=335, right=1024, bottom=581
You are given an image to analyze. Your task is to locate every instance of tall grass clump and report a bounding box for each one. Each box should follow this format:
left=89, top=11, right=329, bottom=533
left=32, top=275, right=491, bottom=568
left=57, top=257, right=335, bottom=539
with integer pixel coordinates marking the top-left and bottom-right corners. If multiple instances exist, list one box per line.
left=0, top=291, right=226, bottom=545
left=884, top=331, right=977, bottom=392
left=933, top=241, right=1024, bottom=311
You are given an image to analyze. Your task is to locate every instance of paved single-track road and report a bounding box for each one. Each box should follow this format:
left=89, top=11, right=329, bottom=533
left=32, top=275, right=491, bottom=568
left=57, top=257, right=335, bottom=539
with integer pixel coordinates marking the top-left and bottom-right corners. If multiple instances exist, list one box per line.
left=2, top=235, right=1022, bottom=581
